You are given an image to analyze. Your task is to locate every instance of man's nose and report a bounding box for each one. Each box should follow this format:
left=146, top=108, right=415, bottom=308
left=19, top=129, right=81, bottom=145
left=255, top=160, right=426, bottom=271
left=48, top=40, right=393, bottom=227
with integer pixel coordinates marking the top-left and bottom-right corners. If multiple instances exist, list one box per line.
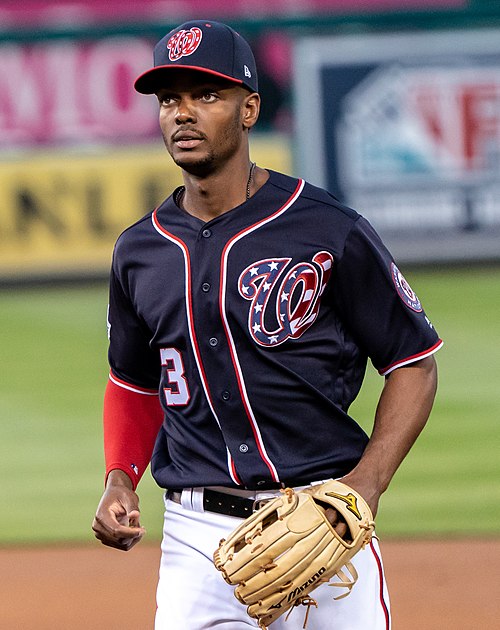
left=175, top=99, right=196, bottom=123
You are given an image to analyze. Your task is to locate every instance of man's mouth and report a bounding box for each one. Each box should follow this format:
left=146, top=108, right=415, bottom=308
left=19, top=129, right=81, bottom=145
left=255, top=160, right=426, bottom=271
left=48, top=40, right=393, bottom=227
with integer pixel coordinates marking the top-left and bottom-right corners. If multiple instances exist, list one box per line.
left=173, top=131, right=204, bottom=149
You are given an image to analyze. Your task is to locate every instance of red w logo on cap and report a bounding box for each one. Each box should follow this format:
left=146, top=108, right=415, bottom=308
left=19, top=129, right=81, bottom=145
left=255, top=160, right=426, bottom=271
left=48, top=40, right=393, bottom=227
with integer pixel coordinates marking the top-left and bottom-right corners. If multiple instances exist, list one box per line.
left=167, top=28, right=203, bottom=61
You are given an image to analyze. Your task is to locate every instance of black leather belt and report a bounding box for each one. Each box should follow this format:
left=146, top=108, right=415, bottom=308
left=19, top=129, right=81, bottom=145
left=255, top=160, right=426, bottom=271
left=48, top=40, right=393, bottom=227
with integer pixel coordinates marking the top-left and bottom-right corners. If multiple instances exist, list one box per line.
left=167, top=488, right=269, bottom=518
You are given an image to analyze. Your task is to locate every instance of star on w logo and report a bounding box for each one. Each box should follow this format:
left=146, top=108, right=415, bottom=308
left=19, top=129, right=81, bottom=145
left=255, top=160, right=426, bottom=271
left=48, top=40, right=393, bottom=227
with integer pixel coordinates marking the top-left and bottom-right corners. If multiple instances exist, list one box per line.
left=238, top=252, right=333, bottom=347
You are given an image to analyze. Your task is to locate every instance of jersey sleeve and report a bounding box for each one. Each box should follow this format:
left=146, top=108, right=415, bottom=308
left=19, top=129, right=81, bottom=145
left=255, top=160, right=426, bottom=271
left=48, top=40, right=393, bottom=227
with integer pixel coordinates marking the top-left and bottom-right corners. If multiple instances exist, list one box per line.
left=107, top=254, right=161, bottom=389
left=332, top=216, right=442, bottom=375
left=104, top=247, right=164, bottom=488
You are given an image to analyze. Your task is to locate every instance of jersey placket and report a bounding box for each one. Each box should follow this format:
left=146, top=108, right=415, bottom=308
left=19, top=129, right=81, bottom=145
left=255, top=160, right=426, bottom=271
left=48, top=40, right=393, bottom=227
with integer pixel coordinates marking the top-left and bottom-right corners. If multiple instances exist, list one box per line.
left=191, top=221, right=280, bottom=489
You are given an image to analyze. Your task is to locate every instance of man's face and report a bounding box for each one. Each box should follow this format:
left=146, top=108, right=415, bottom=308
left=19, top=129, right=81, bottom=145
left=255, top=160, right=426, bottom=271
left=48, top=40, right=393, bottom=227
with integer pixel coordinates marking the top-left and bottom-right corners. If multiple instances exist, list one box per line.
left=156, top=70, right=256, bottom=175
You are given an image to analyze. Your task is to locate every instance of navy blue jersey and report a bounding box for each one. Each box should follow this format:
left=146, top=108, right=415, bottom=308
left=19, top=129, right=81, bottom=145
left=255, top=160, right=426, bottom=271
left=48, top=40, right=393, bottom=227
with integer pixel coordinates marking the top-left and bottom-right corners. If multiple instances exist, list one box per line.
left=108, top=170, right=442, bottom=490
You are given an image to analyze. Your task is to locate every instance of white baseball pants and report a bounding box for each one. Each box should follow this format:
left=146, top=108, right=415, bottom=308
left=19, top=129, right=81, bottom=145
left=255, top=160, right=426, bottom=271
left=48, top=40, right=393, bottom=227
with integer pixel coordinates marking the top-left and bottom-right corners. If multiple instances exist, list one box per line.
left=155, top=488, right=391, bottom=630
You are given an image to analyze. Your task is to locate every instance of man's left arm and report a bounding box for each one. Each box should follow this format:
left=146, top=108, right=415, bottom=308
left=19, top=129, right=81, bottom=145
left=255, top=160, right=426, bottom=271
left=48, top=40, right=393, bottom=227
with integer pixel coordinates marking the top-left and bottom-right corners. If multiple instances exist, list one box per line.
left=341, top=355, right=438, bottom=516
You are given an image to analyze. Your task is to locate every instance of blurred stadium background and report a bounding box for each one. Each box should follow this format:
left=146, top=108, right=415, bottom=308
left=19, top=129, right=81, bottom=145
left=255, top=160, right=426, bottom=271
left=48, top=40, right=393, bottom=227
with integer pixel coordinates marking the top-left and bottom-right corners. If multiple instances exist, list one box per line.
left=1, top=1, right=499, bottom=627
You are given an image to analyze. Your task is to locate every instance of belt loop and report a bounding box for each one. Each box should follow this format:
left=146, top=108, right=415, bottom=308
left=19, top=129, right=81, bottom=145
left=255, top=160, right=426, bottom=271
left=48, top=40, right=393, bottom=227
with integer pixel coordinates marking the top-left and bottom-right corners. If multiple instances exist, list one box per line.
left=180, top=488, right=194, bottom=510
left=191, top=488, right=205, bottom=512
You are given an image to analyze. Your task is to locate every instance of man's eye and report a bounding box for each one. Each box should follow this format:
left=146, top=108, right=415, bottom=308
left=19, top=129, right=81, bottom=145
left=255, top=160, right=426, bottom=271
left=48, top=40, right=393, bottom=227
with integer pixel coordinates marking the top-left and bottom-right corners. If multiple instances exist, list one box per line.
left=158, top=96, right=174, bottom=106
left=201, top=92, right=217, bottom=102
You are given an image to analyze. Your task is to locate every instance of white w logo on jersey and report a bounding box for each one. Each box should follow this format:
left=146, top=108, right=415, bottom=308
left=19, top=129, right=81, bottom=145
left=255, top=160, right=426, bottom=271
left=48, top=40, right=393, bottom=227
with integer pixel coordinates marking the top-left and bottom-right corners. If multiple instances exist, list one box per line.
left=238, top=251, right=333, bottom=347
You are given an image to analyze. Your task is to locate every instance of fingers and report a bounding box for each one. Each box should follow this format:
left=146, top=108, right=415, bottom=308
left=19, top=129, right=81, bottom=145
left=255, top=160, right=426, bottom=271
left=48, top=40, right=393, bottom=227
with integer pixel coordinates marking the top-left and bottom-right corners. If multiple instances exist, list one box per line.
left=92, top=488, right=146, bottom=551
left=324, top=507, right=348, bottom=539
left=124, top=509, right=142, bottom=528
left=92, top=512, right=146, bottom=551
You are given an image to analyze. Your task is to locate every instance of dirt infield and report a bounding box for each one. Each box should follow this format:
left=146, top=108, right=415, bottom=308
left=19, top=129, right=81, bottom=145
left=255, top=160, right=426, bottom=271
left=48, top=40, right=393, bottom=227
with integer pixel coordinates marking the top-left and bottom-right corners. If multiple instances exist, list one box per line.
left=1, top=539, right=498, bottom=629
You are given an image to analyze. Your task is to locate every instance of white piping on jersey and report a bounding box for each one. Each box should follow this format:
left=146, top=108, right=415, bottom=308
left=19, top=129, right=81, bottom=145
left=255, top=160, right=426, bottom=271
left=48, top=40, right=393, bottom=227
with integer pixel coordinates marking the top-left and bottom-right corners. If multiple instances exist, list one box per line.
left=109, top=371, right=158, bottom=395
left=151, top=211, right=240, bottom=485
left=379, top=339, right=443, bottom=376
left=219, top=179, right=306, bottom=484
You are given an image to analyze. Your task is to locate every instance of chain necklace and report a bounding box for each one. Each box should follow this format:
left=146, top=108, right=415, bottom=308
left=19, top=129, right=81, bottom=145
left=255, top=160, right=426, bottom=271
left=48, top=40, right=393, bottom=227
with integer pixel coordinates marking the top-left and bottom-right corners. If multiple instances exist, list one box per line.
left=175, top=162, right=256, bottom=208
left=246, top=161, right=256, bottom=199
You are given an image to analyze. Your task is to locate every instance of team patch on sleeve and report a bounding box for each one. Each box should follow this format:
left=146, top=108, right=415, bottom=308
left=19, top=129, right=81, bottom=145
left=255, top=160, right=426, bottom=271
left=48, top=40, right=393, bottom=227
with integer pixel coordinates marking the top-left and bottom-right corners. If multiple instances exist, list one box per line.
left=391, top=262, right=422, bottom=312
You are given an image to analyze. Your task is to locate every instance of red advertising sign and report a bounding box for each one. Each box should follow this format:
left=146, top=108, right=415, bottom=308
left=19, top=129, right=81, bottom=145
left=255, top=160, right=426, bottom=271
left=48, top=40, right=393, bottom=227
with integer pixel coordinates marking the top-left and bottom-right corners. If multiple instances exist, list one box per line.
left=0, top=38, right=158, bottom=146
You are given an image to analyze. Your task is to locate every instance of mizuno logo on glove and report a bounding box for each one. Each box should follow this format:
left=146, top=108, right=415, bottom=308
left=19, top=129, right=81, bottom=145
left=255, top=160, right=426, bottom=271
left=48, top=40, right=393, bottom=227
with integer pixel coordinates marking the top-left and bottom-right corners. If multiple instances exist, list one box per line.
left=325, top=491, right=362, bottom=520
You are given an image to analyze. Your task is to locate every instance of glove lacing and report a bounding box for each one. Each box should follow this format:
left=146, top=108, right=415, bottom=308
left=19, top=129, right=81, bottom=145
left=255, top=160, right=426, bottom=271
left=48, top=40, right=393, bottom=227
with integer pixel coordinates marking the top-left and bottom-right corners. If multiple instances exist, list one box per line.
left=284, top=596, right=319, bottom=629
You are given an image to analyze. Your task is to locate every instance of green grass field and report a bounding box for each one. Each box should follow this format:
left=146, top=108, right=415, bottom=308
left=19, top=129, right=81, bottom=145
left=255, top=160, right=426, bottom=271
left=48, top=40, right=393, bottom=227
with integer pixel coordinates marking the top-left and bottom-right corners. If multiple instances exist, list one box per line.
left=1, top=266, right=499, bottom=545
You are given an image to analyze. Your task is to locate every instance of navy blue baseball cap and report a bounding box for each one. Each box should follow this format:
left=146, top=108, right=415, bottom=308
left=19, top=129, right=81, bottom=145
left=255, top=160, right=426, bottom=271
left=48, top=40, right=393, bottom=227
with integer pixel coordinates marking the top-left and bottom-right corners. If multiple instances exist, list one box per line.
left=134, top=20, right=258, bottom=94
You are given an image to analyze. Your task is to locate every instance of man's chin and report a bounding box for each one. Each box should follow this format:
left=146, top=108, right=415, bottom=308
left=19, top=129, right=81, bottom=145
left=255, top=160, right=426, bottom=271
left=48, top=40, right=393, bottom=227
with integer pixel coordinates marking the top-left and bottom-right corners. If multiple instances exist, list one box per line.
left=172, top=153, right=213, bottom=175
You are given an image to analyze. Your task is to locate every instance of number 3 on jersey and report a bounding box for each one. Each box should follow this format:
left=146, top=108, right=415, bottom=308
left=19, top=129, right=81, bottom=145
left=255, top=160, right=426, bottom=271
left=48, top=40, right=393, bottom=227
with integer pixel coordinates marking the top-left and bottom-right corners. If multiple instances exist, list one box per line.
left=160, top=348, right=190, bottom=406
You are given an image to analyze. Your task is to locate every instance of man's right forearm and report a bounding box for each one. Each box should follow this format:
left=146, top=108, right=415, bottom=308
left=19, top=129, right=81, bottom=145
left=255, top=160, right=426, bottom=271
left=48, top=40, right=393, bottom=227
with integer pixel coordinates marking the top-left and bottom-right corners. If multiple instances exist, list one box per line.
left=106, top=468, right=135, bottom=489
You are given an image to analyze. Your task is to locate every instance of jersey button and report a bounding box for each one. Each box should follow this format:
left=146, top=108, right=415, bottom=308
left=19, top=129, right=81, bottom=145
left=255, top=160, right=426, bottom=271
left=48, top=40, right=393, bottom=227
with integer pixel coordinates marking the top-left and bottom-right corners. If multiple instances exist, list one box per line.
left=202, top=229, right=212, bottom=238
left=202, top=282, right=211, bottom=292
left=221, top=390, right=231, bottom=401
left=209, top=337, right=218, bottom=347
left=239, top=443, right=249, bottom=453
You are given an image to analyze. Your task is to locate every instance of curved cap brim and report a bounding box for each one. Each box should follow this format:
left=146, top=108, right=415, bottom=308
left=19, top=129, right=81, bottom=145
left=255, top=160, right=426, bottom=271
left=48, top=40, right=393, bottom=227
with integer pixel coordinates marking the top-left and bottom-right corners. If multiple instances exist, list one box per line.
left=134, top=65, right=246, bottom=94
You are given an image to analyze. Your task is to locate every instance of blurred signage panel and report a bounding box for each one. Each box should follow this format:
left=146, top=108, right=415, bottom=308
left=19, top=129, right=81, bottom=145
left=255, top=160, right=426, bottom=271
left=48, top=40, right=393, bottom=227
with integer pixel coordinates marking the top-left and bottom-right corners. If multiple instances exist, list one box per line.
left=294, top=29, right=500, bottom=263
left=0, top=38, right=158, bottom=147
left=0, top=147, right=177, bottom=279
left=0, top=1, right=466, bottom=27
left=0, top=137, right=290, bottom=280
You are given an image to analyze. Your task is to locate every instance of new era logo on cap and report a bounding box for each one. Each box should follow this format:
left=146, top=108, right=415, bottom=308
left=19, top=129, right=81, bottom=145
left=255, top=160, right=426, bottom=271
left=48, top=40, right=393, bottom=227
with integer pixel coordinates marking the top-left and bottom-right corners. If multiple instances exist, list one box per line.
left=134, top=20, right=258, bottom=94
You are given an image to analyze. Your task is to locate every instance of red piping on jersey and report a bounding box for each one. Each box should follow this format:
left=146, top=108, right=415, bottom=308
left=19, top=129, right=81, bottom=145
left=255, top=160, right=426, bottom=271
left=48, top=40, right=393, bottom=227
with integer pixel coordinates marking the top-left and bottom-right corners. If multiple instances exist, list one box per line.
left=151, top=210, right=242, bottom=486
left=218, top=178, right=306, bottom=484
left=370, top=539, right=391, bottom=629
left=379, top=339, right=443, bottom=376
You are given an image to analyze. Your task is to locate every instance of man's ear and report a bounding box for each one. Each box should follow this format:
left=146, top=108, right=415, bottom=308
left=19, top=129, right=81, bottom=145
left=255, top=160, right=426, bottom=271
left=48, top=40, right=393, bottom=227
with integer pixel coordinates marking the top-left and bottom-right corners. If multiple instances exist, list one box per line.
left=242, top=92, right=260, bottom=130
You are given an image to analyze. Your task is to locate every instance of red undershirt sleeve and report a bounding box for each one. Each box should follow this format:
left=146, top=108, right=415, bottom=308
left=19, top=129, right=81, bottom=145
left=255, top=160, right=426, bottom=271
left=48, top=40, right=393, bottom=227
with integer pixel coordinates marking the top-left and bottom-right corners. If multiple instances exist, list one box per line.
left=103, top=373, right=164, bottom=490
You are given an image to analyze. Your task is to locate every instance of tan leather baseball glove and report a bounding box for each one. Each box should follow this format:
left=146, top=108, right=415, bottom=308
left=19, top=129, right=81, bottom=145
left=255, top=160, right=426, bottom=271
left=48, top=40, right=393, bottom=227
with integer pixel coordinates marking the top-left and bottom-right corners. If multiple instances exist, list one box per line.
left=213, top=480, right=375, bottom=629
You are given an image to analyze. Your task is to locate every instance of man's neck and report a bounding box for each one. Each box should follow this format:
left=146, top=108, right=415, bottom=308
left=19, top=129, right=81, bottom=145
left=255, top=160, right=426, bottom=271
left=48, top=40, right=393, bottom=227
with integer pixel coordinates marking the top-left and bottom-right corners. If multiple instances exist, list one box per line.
left=179, top=161, right=265, bottom=223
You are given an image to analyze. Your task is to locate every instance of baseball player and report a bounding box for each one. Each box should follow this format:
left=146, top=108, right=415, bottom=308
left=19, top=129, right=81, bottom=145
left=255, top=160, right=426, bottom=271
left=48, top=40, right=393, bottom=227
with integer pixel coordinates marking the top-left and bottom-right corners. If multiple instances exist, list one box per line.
left=92, top=20, right=442, bottom=629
